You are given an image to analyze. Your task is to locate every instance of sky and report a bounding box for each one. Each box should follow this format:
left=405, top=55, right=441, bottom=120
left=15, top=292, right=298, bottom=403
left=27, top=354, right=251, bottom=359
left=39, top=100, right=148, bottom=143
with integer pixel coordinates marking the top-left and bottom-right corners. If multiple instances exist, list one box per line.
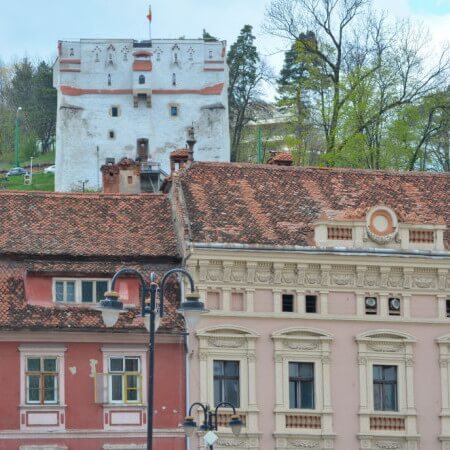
left=0, top=0, right=449, bottom=76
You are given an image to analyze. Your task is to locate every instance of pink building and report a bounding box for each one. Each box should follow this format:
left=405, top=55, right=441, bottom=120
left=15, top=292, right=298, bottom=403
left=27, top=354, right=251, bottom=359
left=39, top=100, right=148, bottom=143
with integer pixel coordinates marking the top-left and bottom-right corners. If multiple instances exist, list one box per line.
left=167, top=160, right=450, bottom=450
left=0, top=191, right=186, bottom=450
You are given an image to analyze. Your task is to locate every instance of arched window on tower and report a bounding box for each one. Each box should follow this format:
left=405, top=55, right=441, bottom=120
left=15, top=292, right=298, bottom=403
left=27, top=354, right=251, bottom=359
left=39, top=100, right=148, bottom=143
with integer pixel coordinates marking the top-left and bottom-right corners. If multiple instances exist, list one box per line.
left=107, top=74, right=111, bottom=86
left=139, top=75, right=145, bottom=85
left=172, top=73, right=176, bottom=86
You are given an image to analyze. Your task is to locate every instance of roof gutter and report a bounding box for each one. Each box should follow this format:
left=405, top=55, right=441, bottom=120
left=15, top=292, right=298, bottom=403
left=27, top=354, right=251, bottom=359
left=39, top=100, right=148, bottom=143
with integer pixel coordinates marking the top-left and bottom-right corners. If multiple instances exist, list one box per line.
left=190, top=242, right=450, bottom=259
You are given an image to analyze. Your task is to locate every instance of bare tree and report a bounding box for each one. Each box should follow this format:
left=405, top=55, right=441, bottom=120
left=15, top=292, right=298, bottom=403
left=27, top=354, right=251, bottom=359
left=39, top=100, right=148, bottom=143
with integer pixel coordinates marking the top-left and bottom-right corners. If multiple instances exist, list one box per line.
left=265, top=0, right=450, bottom=166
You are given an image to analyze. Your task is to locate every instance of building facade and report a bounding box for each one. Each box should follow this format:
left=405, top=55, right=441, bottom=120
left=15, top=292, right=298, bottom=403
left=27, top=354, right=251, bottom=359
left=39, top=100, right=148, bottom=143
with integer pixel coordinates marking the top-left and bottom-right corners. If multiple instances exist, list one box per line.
left=168, top=161, right=450, bottom=450
left=53, top=37, right=230, bottom=192
left=0, top=191, right=186, bottom=450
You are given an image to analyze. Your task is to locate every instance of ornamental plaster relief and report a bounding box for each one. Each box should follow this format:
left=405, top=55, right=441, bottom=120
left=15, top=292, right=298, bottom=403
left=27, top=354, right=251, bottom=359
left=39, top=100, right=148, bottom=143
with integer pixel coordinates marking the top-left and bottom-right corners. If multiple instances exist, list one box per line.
left=196, top=260, right=448, bottom=293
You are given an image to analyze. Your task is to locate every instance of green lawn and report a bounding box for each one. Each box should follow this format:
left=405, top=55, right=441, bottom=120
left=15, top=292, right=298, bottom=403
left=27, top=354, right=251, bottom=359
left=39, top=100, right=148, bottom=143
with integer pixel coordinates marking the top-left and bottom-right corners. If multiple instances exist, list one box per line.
left=2, top=173, right=54, bottom=191
left=0, top=151, right=55, bottom=170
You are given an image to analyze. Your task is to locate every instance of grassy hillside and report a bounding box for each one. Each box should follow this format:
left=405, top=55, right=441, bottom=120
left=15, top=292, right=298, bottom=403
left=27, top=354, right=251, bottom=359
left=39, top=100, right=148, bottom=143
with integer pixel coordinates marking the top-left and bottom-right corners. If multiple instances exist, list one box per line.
left=1, top=173, right=54, bottom=191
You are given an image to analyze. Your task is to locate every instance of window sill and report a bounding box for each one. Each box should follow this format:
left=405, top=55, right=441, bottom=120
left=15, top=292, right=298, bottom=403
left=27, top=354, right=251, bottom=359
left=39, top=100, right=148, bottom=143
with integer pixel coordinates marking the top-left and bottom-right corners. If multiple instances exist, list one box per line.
left=20, top=404, right=66, bottom=409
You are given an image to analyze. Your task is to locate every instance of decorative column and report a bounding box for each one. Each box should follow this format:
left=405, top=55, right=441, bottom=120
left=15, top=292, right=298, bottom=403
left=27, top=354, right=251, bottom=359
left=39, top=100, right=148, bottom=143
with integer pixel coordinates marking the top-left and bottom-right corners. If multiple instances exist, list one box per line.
left=245, top=288, right=255, bottom=313
left=221, top=287, right=231, bottom=311
left=273, top=289, right=282, bottom=313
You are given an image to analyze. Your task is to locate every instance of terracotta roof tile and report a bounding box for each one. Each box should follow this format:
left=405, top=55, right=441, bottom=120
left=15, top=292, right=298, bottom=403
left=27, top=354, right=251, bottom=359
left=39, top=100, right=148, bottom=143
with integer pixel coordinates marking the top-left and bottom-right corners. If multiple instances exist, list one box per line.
left=0, top=261, right=184, bottom=331
left=170, top=149, right=190, bottom=158
left=0, top=191, right=178, bottom=258
left=178, top=162, right=450, bottom=247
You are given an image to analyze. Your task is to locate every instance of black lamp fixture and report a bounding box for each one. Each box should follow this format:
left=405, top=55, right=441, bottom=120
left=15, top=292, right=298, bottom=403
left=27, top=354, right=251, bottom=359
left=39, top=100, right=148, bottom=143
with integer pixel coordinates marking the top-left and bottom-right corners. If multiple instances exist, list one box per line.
left=96, top=267, right=208, bottom=450
left=183, top=401, right=242, bottom=449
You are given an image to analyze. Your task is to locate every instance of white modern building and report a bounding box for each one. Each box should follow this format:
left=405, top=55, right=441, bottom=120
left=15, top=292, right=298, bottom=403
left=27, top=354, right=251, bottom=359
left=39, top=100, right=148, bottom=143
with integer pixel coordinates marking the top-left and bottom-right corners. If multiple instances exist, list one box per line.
left=53, top=38, right=230, bottom=191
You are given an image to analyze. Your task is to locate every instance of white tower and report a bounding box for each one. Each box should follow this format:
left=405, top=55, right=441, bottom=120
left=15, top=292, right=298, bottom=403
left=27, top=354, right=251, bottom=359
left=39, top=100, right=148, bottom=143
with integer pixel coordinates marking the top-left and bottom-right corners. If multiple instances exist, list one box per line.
left=53, top=37, right=230, bottom=191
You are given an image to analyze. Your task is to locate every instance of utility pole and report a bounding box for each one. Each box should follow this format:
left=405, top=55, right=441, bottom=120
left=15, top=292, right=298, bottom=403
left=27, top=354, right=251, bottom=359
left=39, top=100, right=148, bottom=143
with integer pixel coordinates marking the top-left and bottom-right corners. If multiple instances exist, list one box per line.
left=15, top=107, right=22, bottom=167
left=257, top=127, right=262, bottom=164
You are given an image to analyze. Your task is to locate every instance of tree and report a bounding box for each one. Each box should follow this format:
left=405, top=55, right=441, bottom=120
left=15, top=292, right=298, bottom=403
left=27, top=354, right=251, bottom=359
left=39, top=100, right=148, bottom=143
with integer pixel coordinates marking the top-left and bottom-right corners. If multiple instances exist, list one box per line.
left=227, top=25, right=271, bottom=161
left=265, top=0, right=450, bottom=167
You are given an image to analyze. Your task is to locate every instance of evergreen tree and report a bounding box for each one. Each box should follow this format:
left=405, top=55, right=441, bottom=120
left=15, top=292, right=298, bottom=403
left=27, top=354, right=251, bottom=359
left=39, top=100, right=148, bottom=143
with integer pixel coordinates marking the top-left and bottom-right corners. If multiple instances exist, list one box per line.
left=227, top=25, right=268, bottom=161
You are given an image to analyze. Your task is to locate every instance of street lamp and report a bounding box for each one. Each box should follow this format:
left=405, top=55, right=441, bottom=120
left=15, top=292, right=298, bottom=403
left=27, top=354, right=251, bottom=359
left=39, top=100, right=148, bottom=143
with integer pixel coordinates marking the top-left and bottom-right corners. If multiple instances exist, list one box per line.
left=96, top=267, right=208, bottom=450
left=15, top=107, right=22, bottom=167
left=183, top=401, right=242, bottom=449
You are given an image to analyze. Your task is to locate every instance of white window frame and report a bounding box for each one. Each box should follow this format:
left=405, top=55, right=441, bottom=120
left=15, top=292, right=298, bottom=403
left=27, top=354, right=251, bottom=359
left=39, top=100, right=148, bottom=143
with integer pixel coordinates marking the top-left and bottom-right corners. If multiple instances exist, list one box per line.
left=53, top=278, right=111, bottom=304
left=19, top=344, right=66, bottom=408
left=356, top=329, right=418, bottom=450
left=25, top=356, right=59, bottom=405
left=108, top=356, right=142, bottom=405
left=101, top=345, right=147, bottom=407
left=272, top=327, right=334, bottom=449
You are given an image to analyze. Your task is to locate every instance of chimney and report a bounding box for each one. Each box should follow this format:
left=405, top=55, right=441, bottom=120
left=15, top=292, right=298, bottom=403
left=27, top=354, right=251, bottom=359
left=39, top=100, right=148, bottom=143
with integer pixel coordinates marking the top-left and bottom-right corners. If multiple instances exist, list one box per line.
left=186, top=126, right=196, bottom=162
left=267, top=151, right=293, bottom=166
left=100, top=157, right=141, bottom=193
left=170, top=149, right=190, bottom=174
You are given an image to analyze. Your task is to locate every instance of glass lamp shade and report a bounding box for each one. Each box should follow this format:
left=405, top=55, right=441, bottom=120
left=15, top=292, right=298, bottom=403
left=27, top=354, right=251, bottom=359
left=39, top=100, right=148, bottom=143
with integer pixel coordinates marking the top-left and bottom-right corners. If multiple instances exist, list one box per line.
left=228, top=414, right=242, bottom=437
left=96, top=291, right=124, bottom=328
left=182, top=416, right=197, bottom=437
left=176, top=291, right=209, bottom=330
left=143, top=310, right=161, bottom=332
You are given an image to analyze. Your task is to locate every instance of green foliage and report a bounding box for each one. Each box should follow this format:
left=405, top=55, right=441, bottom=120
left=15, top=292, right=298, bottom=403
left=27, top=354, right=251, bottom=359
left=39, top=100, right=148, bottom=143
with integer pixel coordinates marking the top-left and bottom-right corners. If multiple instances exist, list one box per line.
left=0, top=57, right=56, bottom=164
left=4, top=173, right=54, bottom=191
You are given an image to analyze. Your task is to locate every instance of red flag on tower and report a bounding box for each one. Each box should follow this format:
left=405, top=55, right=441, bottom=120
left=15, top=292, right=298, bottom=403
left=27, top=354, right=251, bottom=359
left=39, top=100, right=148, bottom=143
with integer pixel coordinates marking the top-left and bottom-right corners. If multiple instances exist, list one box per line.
left=147, top=5, right=152, bottom=22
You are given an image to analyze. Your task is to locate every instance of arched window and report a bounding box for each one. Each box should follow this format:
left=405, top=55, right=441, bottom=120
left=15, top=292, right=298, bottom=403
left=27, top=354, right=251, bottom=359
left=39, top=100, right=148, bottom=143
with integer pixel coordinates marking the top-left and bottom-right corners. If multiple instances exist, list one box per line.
left=139, top=75, right=145, bottom=85
left=107, top=74, right=111, bottom=86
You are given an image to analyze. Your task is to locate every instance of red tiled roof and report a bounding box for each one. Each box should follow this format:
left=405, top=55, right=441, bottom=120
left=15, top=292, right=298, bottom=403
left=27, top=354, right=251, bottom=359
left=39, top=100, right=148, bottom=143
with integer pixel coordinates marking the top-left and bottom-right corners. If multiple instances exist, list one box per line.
left=178, top=162, right=450, bottom=247
left=170, top=149, right=190, bottom=158
left=0, top=191, right=178, bottom=258
left=271, top=152, right=293, bottom=162
left=0, top=261, right=184, bottom=331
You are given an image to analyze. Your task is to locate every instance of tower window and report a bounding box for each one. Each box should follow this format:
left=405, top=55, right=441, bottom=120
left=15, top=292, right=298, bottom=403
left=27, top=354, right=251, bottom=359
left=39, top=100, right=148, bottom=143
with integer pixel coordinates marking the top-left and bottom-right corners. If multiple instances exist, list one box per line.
left=139, top=74, right=145, bottom=84
left=208, top=50, right=213, bottom=59
left=107, top=74, right=111, bottom=86
left=172, top=73, right=176, bottom=86
left=108, top=130, right=115, bottom=139
left=305, top=295, right=317, bottom=313
left=111, top=106, right=119, bottom=117
left=282, top=294, right=294, bottom=312
left=170, top=106, right=178, bottom=117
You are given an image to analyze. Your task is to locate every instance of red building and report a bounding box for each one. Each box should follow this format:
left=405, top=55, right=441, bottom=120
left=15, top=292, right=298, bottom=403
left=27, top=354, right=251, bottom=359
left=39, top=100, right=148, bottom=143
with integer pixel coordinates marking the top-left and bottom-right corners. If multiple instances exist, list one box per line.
left=0, top=191, right=185, bottom=450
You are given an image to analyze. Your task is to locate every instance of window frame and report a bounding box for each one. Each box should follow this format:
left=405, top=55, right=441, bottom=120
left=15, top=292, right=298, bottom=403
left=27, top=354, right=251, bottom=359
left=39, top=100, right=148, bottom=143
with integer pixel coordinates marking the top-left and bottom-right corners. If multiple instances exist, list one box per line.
left=25, top=356, right=59, bottom=405
left=213, top=359, right=240, bottom=407
left=372, top=364, right=398, bottom=412
left=101, top=345, right=147, bottom=408
left=108, top=356, right=142, bottom=405
left=53, top=278, right=111, bottom=304
left=288, top=361, right=315, bottom=410
left=19, top=344, right=66, bottom=408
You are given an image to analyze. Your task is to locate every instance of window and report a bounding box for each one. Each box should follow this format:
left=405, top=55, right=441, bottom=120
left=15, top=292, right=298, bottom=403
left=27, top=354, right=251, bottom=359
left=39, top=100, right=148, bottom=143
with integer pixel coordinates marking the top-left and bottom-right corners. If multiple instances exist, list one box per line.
left=53, top=278, right=110, bottom=304
left=208, top=50, right=213, bottom=59
left=282, top=294, right=294, bottom=312
left=108, top=356, right=142, bottom=404
left=111, top=106, right=119, bottom=117
left=289, top=362, right=314, bottom=409
left=365, top=296, right=378, bottom=315
left=139, top=74, right=145, bottom=84
left=388, top=297, right=401, bottom=316
left=107, top=74, right=111, bottom=86
left=109, top=130, right=115, bottom=139
left=26, top=357, right=58, bottom=404
left=214, top=360, right=240, bottom=407
left=170, top=105, right=178, bottom=117
left=305, top=295, right=317, bottom=313
left=373, top=365, right=398, bottom=411
left=55, top=280, right=75, bottom=303
left=172, top=73, right=176, bottom=86
left=447, top=299, right=450, bottom=317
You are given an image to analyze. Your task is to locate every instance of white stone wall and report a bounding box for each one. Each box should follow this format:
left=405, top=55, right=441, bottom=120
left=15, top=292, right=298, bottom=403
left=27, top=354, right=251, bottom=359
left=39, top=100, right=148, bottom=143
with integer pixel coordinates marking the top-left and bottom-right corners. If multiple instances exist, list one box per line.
left=54, top=39, right=230, bottom=191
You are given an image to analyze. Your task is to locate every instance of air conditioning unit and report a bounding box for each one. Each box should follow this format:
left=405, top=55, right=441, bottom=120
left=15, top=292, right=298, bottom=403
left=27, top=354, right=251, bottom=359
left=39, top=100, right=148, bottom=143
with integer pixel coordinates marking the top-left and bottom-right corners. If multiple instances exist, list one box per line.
left=389, top=297, right=401, bottom=315
left=365, top=296, right=377, bottom=314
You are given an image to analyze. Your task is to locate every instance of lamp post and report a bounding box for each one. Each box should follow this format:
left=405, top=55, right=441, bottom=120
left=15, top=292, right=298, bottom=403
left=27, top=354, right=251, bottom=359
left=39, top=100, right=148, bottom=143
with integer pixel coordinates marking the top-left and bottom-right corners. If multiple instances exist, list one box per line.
left=96, top=267, right=208, bottom=450
left=15, top=107, right=22, bottom=167
left=183, top=401, right=242, bottom=449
